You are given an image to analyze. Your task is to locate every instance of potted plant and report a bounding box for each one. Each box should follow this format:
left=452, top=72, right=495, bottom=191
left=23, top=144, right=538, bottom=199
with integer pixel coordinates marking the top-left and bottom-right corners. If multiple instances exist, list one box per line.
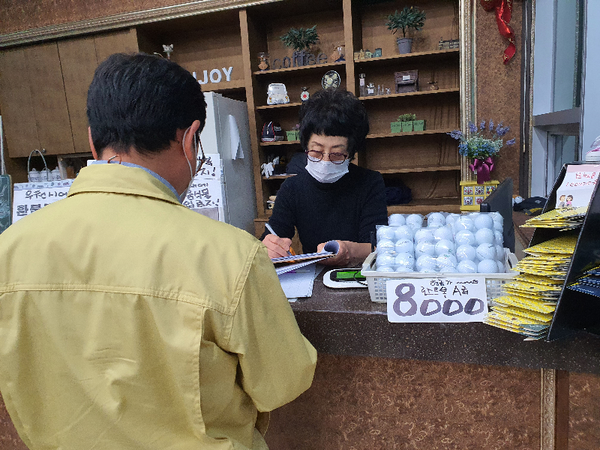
left=391, top=114, right=416, bottom=133
left=386, top=6, right=426, bottom=54
left=448, top=119, right=516, bottom=184
left=280, top=25, right=319, bottom=66
left=413, top=118, right=426, bottom=132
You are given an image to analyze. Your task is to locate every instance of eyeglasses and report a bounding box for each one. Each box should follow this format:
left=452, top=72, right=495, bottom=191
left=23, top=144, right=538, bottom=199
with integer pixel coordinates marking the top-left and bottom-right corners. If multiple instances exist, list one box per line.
left=305, top=150, right=349, bottom=165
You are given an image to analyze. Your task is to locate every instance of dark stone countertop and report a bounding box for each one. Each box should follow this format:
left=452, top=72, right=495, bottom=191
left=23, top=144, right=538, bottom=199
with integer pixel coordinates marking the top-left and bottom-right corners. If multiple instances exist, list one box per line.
left=291, top=269, right=600, bottom=375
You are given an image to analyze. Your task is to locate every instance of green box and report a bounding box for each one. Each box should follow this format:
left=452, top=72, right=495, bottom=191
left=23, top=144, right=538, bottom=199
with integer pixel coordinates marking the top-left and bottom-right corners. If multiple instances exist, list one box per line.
left=401, top=121, right=413, bottom=132
left=286, top=130, right=300, bottom=141
left=413, top=119, right=426, bottom=131
left=390, top=122, right=403, bottom=133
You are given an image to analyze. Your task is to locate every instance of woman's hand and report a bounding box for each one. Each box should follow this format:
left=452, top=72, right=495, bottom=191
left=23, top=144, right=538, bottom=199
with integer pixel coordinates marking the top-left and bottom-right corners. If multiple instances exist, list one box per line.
left=262, top=234, right=293, bottom=259
left=316, top=241, right=372, bottom=267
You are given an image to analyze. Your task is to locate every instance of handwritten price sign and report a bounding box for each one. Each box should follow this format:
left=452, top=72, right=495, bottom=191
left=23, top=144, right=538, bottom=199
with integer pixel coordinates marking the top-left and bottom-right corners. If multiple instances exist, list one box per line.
left=386, top=277, right=488, bottom=323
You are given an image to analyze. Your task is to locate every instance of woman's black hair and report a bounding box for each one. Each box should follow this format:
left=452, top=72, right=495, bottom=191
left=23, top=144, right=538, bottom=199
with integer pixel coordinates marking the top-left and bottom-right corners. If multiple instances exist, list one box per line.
left=87, top=52, right=206, bottom=156
left=299, top=88, right=369, bottom=159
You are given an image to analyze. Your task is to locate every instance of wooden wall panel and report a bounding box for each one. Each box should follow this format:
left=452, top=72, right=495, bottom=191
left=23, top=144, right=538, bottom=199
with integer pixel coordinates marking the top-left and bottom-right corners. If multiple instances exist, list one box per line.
left=475, top=0, right=523, bottom=195
left=0, top=0, right=195, bottom=35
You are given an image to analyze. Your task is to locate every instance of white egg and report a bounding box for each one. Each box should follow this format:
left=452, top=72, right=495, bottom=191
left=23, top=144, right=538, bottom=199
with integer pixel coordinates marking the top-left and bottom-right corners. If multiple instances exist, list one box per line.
left=496, top=260, right=505, bottom=273
left=456, top=244, right=477, bottom=262
left=455, top=230, right=476, bottom=246
left=478, top=259, right=499, bottom=273
left=388, top=214, right=406, bottom=226
left=395, top=239, right=414, bottom=254
left=474, top=213, right=494, bottom=230
left=437, top=253, right=458, bottom=271
left=445, top=214, right=461, bottom=226
left=495, top=245, right=504, bottom=261
left=427, top=212, right=446, bottom=226
left=476, top=243, right=497, bottom=261
left=406, top=214, right=424, bottom=230
left=415, top=240, right=436, bottom=258
left=494, top=231, right=504, bottom=246
left=377, top=226, right=397, bottom=241
left=416, top=254, right=438, bottom=271
left=395, top=252, right=415, bottom=270
left=414, top=228, right=434, bottom=243
left=457, top=260, right=478, bottom=273
left=377, top=253, right=396, bottom=267
left=394, top=225, right=414, bottom=241
left=493, top=221, right=503, bottom=232
left=475, top=228, right=495, bottom=245
left=377, top=239, right=396, bottom=251
left=435, top=239, right=455, bottom=255
left=433, top=226, right=454, bottom=242
left=454, top=215, right=475, bottom=232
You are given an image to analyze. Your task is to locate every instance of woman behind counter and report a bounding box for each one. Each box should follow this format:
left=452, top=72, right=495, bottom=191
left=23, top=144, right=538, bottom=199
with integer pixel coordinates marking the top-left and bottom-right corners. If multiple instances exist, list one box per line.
left=262, top=88, right=388, bottom=267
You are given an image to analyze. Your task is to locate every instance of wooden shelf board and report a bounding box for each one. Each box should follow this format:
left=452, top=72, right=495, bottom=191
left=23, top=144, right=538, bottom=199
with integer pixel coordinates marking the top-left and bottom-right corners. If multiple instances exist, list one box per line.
left=354, top=48, right=459, bottom=64
left=367, top=129, right=454, bottom=139
left=260, top=140, right=300, bottom=146
left=377, top=165, right=460, bottom=175
left=359, top=88, right=459, bottom=101
left=387, top=198, right=462, bottom=215
left=256, top=102, right=303, bottom=110
left=253, top=61, right=345, bottom=76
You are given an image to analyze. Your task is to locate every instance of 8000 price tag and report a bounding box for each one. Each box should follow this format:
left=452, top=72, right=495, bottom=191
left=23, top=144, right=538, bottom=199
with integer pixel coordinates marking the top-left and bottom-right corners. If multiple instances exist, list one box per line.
left=386, top=277, right=488, bottom=323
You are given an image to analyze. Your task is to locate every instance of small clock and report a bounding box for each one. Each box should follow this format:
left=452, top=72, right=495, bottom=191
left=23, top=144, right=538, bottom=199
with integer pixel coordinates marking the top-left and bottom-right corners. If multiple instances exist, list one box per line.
left=321, top=70, right=341, bottom=89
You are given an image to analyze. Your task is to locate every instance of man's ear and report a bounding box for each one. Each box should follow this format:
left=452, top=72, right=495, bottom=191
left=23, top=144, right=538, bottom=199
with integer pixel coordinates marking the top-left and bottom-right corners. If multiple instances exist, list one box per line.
left=89, top=127, right=100, bottom=160
left=182, top=120, right=202, bottom=161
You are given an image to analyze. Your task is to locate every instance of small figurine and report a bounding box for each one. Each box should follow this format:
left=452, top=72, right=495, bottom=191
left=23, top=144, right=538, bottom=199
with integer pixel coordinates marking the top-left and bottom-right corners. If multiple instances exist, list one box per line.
left=258, top=52, right=269, bottom=71
left=300, top=87, right=310, bottom=102
left=162, top=44, right=174, bottom=60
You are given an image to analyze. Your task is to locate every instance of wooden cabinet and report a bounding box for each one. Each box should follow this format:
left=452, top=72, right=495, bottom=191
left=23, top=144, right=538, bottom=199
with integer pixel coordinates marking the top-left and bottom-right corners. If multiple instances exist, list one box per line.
left=239, top=0, right=463, bottom=218
left=0, top=0, right=467, bottom=219
left=0, top=29, right=138, bottom=157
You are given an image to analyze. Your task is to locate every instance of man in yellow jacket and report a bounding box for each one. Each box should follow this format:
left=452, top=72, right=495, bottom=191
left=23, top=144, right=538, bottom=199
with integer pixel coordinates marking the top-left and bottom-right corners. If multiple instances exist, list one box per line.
left=0, top=53, right=317, bottom=449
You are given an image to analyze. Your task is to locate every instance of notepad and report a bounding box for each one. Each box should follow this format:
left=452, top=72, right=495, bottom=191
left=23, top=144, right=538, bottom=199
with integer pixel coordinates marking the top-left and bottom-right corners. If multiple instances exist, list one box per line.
left=272, top=241, right=340, bottom=276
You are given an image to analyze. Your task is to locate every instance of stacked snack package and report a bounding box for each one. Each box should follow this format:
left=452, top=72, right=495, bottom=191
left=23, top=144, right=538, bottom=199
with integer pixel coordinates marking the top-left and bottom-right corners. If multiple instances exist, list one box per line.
left=485, top=235, right=577, bottom=340
left=484, top=207, right=586, bottom=340
left=375, top=211, right=507, bottom=274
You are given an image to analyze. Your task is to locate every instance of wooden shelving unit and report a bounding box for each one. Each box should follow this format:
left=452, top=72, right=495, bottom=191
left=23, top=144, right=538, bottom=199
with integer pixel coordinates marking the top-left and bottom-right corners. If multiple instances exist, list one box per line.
left=0, top=0, right=466, bottom=227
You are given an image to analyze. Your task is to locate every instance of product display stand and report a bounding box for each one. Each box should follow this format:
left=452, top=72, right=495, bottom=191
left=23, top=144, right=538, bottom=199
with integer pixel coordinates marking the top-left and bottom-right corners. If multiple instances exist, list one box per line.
left=528, top=163, right=600, bottom=341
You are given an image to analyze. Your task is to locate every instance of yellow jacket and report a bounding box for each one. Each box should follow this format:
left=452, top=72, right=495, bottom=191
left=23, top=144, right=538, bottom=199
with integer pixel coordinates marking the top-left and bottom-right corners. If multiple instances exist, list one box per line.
left=0, top=164, right=317, bottom=450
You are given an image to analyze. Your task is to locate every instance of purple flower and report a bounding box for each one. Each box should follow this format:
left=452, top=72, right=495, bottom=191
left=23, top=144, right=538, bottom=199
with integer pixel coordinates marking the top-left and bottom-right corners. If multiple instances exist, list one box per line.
left=448, top=130, right=463, bottom=140
left=506, top=138, right=516, bottom=146
left=480, top=120, right=486, bottom=130
left=497, top=126, right=510, bottom=137
left=468, top=122, right=477, bottom=133
left=488, top=120, right=494, bottom=131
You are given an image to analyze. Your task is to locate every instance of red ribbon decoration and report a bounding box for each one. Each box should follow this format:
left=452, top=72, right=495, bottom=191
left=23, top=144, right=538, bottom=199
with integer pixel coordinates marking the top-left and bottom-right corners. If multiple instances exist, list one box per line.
left=480, top=0, right=516, bottom=64
left=470, top=157, right=495, bottom=184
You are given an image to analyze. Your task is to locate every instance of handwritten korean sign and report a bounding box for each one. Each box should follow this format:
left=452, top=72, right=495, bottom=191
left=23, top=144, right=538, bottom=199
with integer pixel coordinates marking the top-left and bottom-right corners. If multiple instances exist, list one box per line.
left=386, top=277, right=488, bottom=323
left=182, top=154, right=223, bottom=212
left=12, top=180, right=73, bottom=224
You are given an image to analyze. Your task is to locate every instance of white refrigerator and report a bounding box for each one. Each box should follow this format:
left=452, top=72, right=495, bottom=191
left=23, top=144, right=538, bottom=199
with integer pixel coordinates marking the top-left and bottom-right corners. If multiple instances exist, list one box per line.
left=182, top=92, right=256, bottom=234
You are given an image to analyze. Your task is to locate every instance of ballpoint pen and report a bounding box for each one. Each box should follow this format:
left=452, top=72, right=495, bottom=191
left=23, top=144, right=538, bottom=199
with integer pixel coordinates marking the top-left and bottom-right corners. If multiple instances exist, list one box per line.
left=265, top=223, right=295, bottom=256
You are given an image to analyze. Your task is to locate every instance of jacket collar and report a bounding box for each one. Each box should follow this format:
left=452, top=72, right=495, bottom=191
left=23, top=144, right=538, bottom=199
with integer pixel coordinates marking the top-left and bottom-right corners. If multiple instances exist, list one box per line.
left=67, top=164, right=182, bottom=206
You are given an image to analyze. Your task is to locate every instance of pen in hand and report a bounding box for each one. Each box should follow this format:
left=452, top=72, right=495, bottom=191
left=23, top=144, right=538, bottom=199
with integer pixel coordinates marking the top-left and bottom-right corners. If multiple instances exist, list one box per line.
left=265, top=223, right=295, bottom=256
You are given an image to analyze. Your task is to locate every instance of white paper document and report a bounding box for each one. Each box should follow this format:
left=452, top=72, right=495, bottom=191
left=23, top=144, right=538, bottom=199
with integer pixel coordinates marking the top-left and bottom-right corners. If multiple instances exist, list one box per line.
left=278, top=265, right=319, bottom=299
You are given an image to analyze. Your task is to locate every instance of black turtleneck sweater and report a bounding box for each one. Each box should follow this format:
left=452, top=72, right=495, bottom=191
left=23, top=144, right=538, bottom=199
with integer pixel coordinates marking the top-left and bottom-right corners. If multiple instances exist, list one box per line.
left=265, top=164, right=388, bottom=253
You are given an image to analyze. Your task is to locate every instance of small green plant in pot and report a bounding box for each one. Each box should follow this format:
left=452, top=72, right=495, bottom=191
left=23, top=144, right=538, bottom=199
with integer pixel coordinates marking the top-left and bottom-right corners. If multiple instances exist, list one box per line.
left=280, top=25, right=319, bottom=66
left=386, top=6, right=426, bottom=54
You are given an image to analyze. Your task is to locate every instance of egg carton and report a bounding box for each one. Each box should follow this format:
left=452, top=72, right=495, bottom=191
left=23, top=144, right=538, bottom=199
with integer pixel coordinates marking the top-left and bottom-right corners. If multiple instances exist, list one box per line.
left=361, top=250, right=518, bottom=304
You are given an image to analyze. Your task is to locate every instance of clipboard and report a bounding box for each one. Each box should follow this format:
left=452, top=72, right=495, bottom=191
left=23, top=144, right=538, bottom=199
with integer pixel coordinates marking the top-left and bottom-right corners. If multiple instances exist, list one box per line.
left=272, top=241, right=339, bottom=276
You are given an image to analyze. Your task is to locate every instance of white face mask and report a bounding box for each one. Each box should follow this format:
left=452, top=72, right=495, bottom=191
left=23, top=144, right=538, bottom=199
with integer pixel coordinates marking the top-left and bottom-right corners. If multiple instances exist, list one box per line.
left=305, top=159, right=350, bottom=183
left=179, top=126, right=199, bottom=203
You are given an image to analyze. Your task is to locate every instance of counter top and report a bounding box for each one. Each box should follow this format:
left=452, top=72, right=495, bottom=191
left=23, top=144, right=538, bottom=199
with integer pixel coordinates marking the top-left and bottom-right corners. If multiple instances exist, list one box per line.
left=291, top=268, right=600, bottom=375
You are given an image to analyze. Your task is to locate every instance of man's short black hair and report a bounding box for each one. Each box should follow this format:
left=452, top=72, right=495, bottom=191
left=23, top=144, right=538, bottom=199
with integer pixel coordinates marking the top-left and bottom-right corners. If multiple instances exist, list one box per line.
left=299, top=88, right=369, bottom=159
left=87, top=53, right=206, bottom=156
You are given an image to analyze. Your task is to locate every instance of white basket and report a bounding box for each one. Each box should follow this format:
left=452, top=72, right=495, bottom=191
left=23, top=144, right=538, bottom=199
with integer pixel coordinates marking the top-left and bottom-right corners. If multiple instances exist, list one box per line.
left=361, top=250, right=518, bottom=303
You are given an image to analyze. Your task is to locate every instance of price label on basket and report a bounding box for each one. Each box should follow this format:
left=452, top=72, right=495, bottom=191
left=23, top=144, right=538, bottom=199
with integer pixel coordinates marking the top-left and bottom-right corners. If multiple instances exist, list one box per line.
left=386, top=277, right=487, bottom=323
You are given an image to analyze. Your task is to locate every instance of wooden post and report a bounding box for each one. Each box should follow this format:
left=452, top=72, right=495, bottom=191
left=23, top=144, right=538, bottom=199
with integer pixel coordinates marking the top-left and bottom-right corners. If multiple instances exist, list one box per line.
left=540, top=368, right=569, bottom=450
